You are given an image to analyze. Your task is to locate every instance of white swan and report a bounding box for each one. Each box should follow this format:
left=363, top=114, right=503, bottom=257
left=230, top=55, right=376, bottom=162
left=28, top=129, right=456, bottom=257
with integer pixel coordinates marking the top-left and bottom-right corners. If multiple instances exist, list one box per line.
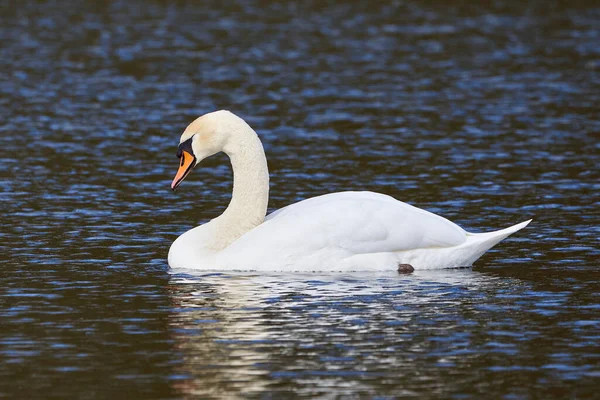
left=168, top=110, right=531, bottom=271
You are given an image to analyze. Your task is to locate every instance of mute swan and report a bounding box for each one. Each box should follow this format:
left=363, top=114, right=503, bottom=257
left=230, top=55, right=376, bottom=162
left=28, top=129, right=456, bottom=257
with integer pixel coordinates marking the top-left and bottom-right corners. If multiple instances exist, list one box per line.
left=168, top=110, right=531, bottom=271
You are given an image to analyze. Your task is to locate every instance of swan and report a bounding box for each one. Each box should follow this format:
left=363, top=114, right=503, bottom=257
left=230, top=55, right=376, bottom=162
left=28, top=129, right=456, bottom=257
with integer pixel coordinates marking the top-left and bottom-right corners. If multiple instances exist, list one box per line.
left=168, top=110, right=531, bottom=272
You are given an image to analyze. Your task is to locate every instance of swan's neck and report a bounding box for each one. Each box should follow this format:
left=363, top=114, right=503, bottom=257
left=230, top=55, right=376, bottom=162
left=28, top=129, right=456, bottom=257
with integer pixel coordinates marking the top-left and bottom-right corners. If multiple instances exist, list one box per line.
left=209, top=123, right=269, bottom=250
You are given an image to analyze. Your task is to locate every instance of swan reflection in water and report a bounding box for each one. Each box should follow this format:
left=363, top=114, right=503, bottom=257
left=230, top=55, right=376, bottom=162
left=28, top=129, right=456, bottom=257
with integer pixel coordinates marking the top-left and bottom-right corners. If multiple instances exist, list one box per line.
left=166, top=269, right=526, bottom=397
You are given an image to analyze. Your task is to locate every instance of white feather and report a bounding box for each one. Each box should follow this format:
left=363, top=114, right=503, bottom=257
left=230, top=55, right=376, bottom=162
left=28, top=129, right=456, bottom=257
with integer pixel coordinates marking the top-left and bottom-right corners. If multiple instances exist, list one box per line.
left=168, top=111, right=531, bottom=271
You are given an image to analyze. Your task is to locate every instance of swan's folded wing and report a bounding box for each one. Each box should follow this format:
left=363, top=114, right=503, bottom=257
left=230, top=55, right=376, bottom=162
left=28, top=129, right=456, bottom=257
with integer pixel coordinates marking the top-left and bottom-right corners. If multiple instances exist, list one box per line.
left=222, top=191, right=467, bottom=268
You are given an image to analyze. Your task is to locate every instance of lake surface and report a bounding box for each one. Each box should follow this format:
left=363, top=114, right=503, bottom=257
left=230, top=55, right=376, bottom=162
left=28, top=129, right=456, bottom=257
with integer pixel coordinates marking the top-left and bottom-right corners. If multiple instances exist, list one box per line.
left=1, top=1, right=599, bottom=398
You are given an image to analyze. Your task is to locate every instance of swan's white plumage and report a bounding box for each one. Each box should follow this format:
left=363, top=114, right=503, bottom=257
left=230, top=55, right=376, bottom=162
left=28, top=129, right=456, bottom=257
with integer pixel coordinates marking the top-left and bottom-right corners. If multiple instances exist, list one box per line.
left=167, top=110, right=531, bottom=271
left=220, top=191, right=465, bottom=270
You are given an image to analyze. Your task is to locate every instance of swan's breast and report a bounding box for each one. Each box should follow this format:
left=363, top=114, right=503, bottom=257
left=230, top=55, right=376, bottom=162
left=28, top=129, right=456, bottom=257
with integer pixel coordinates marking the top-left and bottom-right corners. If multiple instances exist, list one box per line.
left=168, top=226, right=217, bottom=269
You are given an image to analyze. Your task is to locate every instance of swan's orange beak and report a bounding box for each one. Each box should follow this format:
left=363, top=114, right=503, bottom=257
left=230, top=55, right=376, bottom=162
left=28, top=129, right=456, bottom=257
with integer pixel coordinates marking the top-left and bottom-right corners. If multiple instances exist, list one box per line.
left=171, top=150, right=196, bottom=191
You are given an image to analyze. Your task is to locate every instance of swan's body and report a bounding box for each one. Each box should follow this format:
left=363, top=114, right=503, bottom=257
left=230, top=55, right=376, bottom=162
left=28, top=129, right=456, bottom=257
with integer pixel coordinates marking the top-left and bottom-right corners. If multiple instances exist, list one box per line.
left=168, top=110, right=530, bottom=271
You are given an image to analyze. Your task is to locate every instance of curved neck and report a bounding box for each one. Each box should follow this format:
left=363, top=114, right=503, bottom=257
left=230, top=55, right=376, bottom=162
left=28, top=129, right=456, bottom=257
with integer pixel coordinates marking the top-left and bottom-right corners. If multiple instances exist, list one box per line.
left=209, top=122, right=269, bottom=249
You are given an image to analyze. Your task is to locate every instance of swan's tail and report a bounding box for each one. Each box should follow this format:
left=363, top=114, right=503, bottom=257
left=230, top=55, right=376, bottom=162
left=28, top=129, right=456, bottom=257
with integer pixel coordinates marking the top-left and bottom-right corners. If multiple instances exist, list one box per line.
left=461, top=219, right=532, bottom=266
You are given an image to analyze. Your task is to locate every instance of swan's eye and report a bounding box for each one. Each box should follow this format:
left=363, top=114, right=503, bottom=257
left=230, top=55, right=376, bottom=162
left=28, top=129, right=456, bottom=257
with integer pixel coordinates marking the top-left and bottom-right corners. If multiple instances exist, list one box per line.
left=176, top=136, right=194, bottom=160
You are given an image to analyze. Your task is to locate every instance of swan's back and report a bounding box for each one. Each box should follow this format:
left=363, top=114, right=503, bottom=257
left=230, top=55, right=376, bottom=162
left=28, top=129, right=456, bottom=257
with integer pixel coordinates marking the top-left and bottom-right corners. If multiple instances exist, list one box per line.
left=220, top=191, right=467, bottom=270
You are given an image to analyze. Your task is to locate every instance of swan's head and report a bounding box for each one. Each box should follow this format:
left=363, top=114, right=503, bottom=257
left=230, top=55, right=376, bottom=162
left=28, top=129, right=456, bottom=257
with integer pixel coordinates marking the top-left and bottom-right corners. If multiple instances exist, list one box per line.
left=171, top=110, right=239, bottom=190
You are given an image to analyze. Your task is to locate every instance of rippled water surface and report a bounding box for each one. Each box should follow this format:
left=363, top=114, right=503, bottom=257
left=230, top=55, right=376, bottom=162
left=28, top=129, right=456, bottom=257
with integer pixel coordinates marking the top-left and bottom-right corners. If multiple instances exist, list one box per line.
left=1, top=1, right=599, bottom=398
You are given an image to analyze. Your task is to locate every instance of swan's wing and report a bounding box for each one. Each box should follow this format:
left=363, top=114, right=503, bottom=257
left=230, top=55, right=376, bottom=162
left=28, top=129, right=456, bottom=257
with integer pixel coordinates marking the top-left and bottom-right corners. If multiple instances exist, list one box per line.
left=222, top=191, right=467, bottom=267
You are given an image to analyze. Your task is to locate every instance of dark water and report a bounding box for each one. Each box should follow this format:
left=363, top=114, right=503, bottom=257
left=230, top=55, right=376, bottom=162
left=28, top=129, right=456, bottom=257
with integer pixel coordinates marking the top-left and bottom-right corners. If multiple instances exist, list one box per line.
left=1, top=1, right=599, bottom=398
